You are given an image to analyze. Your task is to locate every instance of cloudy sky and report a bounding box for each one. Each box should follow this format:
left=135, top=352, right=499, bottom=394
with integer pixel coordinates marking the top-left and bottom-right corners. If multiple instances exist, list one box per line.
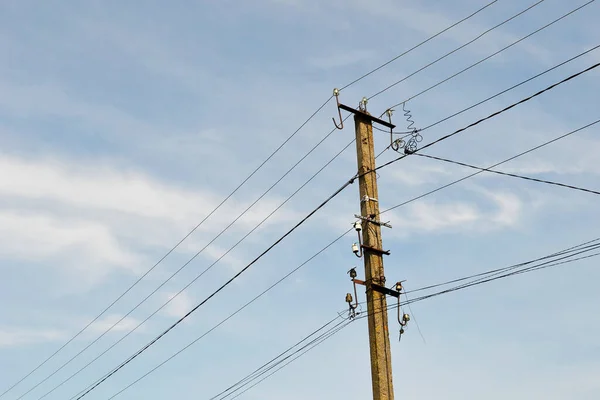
left=1, top=0, right=599, bottom=399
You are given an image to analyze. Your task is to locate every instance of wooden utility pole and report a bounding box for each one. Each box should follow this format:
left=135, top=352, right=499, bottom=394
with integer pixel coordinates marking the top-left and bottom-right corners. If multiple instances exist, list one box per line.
left=354, top=111, right=395, bottom=400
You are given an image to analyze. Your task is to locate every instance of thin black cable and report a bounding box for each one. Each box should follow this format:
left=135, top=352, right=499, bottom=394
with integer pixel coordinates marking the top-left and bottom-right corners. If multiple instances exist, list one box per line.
left=404, top=251, right=600, bottom=306
left=209, top=317, right=343, bottom=400
left=372, top=43, right=600, bottom=136
left=20, top=123, right=351, bottom=400
left=383, top=0, right=596, bottom=110
left=414, top=245, right=600, bottom=300
left=352, top=239, right=600, bottom=311
left=72, top=127, right=410, bottom=399
left=67, top=62, right=599, bottom=400
left=0, top=93, right=333, bottom=399
left=5, top=3, right=509, bottom=390
left=405, top=239, right=600, bottom=295
left=72, top=177, right=358, bottom=400
left=104, top=228, right=353, bottom=400
left=339, top=0, right=498, bottom=90
left=415, top=43, right=600, bottom=133
left=36, top=137, right=355, bottom=400
left=8, top=4, right=580, bottom=395
left=367, top=0, right=548, bottom=100
left=416, top=153, right=600, bottom=196
left=217, top=240, right=600, bottom=399
left=381, top=119, right=600, bottom=214
left=227, top=321, right=351, bottom=400
left=2, top=3, right=553, bottom=393
left=219, top=319, right=350, bottom=400
left=370, top=63, right=600, bottom=184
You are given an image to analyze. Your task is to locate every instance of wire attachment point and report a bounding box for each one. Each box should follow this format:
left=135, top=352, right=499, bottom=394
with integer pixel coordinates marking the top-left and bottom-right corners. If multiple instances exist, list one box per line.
left=332, top=88, right=344, bottom=130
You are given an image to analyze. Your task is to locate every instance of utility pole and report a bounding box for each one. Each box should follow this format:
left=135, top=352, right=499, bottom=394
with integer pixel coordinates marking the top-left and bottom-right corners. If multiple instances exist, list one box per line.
left=333, top=92, right=398, bottom=400
left=354, top=110, right=395, bottom=400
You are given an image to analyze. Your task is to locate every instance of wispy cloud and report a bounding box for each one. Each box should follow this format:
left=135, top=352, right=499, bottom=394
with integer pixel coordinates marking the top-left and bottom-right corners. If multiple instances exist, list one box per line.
left=0, top=327, right=65, bottom=348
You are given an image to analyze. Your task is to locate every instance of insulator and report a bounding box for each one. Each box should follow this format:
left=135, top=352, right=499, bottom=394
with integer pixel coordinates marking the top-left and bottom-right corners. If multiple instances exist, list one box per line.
left=345, top=293, right=353, bottom=304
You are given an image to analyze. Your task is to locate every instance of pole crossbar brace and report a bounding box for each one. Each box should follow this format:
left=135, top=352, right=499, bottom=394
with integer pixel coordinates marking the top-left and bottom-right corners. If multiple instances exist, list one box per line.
left=352, top=279, right=401, bottom=298
left=338, top=103, right=396, bottom=129
left=360, top=244, right=391, bottom=256
left=354, top=214, right=392, bottom=229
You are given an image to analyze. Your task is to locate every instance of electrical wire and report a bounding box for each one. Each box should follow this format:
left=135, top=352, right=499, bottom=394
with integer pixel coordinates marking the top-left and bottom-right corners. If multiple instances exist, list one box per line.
left=381, top=0, right=596, bottom=111
left=6, top=3, right=499, bottom=391
left=85, top=104, right=600, bottom=398
left=381, top=118, right=600, bottom=214
left=405, top=239, right=600, bottom=295
left=1, top=3, right=521, bottom=394
left=367, top=0, right=548, bottom=100
left=70, top=171, right=363, bottom=399
left=67, top=102, right=433, bottom=399
left=0, top=94, right=336, bottom=400
left=339, top=0, right=499, bottom=90
left=227, top=321, right=351, bottom=400
left=33, top=134, right=355, bottom=400
left=103, top=228, right=353, bottom=400
left=8, top=4, right=579, bottom=398
left=81, top=72, right=600, bottom=396
left=403, top=250, right=600, bottom=306
left=206, top=237, right=600, bottom=399
left=370, top=41, right=600, bottom=137
left=370, top=62, right=600, bottom=181
left=411, top=43, right=600, bottom=134
left=48, top=54, right=600, bottom=400
left=415, top=153, right=600, bottom=196
left=208, top=317, right=344, bottom=400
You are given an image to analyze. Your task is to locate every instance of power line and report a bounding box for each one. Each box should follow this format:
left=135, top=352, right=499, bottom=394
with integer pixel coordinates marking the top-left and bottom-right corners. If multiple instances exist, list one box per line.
left=382, top=0, right=596, bottom=111
left=205, top=238, right=600, bottom=399
left=367, top=0, right=548, bottom=100
left=405, top=239, right=600, bottom=295
left=80, top=95, right=594, bottom=399
left=32, top=135, right=355, bottom=400
left=209, top=317, right=344, bottom=400
left=381, top=119, right=600, bottom=214
left=70, top=174, right=363, bottom=399
left=404, top=248, right=600, bottom=306
left=340, top=0, right=498, bottom=90
left=0, top=95, right=335, bottom=400
left=227, top=321, right=351, bottom=400
left=75, top=226, right=353, bottom=400
left=410, top=43, right=600, bottom=134
left=5, top=3, right=499, bottom=392
left=72, top=69, right=600, bottom=398
left=371, top=62, right=600, bottom=181
left=220, top=320, right=351, bottom=400
left=415, top=153, right=600, bottom=196
left=59, top=60, right=599, bottom=400
left=371, top=41, right=600, bottom=137
left=71, top=93, right=487, bottom=398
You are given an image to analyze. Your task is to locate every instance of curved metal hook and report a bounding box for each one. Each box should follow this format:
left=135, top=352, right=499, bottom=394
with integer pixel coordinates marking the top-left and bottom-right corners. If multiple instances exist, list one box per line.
left=332, top=88, right=344, bottom=130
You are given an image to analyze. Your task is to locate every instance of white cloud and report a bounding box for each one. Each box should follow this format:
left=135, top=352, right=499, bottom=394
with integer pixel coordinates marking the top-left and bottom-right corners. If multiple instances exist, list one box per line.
left=0, top=211, right=139, bottom=279
left=0, top=153, right=216, bottom=222
left=162, top=292, right=195, bottom=320
left=0, top=327, right=65, bottom=348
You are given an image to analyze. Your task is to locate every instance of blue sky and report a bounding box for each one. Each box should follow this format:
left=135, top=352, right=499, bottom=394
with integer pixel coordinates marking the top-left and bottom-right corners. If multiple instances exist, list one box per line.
left=1, top=0, right=599, bottom=399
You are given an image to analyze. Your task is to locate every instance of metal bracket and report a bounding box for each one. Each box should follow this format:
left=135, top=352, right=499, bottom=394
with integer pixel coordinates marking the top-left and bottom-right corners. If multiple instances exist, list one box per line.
left=360, top=195, right=378, bottom=203
left=354, top=214, right=392, bottom=229
left=352, top=279, right=401, bottom=298
left=371, top=283, right=401, bottom=298
left=338, top=103, right=396, bottom=129
left=360, top=244, right=391, bottom=256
